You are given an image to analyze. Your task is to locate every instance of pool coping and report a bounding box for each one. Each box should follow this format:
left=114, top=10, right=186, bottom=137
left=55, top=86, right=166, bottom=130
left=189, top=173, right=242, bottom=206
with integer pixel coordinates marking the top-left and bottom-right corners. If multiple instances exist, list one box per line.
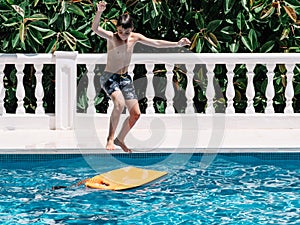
left=1, top=148, right=300, bottom=154
left=0, top=128, right=300, bottom=153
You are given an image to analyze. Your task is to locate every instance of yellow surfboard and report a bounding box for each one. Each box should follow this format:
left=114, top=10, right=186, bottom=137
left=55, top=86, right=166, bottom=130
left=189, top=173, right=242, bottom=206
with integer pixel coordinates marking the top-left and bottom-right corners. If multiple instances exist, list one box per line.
left=85, top=166, right=167, bottom=191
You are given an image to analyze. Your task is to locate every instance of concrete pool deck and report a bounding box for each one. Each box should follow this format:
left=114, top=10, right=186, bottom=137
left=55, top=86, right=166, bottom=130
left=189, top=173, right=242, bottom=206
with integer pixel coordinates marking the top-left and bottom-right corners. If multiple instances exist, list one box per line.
left=0, top=128, right=299, bottom=154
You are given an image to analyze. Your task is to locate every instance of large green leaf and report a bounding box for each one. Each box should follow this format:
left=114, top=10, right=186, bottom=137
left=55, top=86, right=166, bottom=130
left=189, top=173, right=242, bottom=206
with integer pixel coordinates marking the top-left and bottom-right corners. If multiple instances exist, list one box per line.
left=117, top=0, right=127, bottom=13
left=19, top=22, right=25, bottom=43
left=34, top=0, right=40, bottom=7
left=49, top=13, right=58, bottom=25
left=12, top=31, right=19, bottom=48
left=241, top=36, right=252, bottom=52
left=221, top=26, right=236, bottom=35
left=69, top=30, right=88, bottom=40
left=207, top=20, right=222, bottom=33
left=237, top=12, right=246, bottom=30
left=67, top=4, right=85, bottom=17
left=248, top=29, right=258, bottom=50
left=43, top=30, right=56, bottom=39
left=28, top=21, right=50, bottom=32
left=25, top=34, right=38, bottom=52
left=106, top=8, right=119, bottom=18
left=196, top=38, right=204, bottom=53
left=27, top=13, right=47, bottom=21
left=43, top=0, right=57, bottom=5
left=77, top=39, right=92, bottom=49
left=3, top=17, right=19, bottom=26
left=287, top=0, right=300, bottom=7
left=151, top=0, right=158, bottom=16
left=64, top=12, right=71, bottom=30
left=28, top=28, right=43, bottom=45
left=294, top=83, right=300, bottom=95
left=260, top=40, right=275, bottom=53
left=45, top=39, right=57, bottom=53
left=11, top=4, right=24, bottom=18
left=194, top=12, right=204, bottom=29
left=229, top=41, right=239, bottom=53
left=224, top=0, right=236, bottom=14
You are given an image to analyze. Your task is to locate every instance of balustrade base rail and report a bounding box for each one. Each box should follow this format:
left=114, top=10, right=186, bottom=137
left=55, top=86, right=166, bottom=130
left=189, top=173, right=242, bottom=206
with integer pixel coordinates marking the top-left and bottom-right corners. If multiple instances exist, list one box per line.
left=1, top=113, right=300, bottom=131
left=75, top=113, right=300, bottom=130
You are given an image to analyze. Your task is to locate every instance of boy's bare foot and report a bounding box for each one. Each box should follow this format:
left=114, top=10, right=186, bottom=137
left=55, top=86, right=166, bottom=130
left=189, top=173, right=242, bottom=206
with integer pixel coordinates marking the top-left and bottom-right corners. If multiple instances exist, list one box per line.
left=106, top=138, right=115, bottom=150
left=114, top=138, right=132, bottom=153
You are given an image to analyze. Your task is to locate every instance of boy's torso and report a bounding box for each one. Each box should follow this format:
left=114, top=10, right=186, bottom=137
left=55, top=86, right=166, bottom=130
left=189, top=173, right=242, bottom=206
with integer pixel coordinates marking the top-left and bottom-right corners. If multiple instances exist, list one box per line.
left=105, top=32, right=138, bottom=74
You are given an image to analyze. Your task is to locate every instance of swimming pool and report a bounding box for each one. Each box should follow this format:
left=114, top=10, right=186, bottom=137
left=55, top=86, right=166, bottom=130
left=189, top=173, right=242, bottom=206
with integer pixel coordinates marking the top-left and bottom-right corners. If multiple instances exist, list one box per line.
left=0, top=153, right=299, bottom=225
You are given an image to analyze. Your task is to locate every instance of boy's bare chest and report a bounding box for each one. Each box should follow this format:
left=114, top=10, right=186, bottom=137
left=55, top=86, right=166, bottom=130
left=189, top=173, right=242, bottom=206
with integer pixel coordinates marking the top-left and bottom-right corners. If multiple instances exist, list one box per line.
left=109, top=42, right=134, bottom=54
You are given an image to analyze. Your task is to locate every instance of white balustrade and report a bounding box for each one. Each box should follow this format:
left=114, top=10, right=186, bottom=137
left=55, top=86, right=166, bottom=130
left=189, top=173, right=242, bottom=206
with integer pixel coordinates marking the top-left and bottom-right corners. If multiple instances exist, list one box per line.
left=15, top=63, right=25, bottom=114
left=225, top=64, right=235, bottom=114
left=145, top=64, right=155, bottom=114
left=165, top=64, right=175, bottom=114
left=245, top=64, right=256, bottom=114
left=185, top=64, right=195, bottom=113
left=205, top=64, right=215, bottom=114
left=127, top=64, right=135, bottom=115
left=128, top=64, right=135, bottom=77
left=0, top=64, right=5, bottom=115
left=284, top=64, right=295, bottom=114
left=34, top=64, right=45, bottom=114
left=86, top=64, right=96, bottom=114
left=0, top=52, right=300, bottom=130
left=265, top=63, right=276, bottom=114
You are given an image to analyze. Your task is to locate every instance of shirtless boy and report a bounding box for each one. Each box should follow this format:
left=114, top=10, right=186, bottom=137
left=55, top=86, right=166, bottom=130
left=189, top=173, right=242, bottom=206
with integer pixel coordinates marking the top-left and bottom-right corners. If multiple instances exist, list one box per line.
left=92, top=1, right=191, bottom=152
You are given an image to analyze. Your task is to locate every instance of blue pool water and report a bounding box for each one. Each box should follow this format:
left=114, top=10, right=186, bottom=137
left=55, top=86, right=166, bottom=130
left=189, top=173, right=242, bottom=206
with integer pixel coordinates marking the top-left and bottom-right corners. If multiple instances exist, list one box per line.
left=0, top=153, right=299, bottom=225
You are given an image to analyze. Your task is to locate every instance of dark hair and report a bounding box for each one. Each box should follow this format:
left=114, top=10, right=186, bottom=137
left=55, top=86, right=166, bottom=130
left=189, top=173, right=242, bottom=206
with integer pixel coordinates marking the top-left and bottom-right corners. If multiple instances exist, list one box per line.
left=117, top=14, right=133, bottom=29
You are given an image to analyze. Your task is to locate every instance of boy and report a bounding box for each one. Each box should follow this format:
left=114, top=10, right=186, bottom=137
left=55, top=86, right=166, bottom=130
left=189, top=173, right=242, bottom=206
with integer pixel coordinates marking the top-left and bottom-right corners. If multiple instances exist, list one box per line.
left=92, top=1, right=191, bottom=152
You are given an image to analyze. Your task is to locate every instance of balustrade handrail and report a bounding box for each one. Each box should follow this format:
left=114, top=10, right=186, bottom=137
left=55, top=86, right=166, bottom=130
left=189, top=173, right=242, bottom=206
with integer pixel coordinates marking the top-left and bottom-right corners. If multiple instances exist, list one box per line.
left=2, top=52, right=300, bottom=63
left=77, top=53, right=300, bottom=64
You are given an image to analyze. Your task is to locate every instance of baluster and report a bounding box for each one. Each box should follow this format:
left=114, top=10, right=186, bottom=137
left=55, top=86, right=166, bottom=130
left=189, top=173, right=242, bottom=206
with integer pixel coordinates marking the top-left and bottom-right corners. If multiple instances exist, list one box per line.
left=106, top=72, right=114, bottom=115
left=0, top=64, right=5, bottom=115
left=284, top=64, right=295, bottom=114
left=107, top=98, right=114, bottom=115
left=265, top=63, right=276, bottom=114
left=126, top=64, right=135, bottom=115
left=15, top=64, right=25, bottom=114
left=245, top=64, right=256, bottom=114
left=185, top=64, right=195, bottom=114
left=165, top=64, right=175, bottom=114
left=145, top=64, right=155, bottom=114
left=86, top=64, right=96, bottom=114
left=128, top=64, right=135, bottom=77
left=34, top=64, right=45, bottom=114
left=225, top=64, right=235, bottom=114
left=206, top=64, right=215, bottom=114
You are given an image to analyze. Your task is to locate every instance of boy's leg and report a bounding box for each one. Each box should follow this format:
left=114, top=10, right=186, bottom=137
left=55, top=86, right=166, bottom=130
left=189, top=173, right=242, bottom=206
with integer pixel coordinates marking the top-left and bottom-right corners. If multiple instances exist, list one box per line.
left=106, top=90, right=125, bottom=150
left=115, top=99, right=140, bottom=152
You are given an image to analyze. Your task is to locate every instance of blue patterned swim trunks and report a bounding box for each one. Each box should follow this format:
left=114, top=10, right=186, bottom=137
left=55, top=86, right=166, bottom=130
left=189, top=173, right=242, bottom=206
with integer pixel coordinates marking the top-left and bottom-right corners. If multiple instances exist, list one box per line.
left=100, top=71, right=137, bottom=100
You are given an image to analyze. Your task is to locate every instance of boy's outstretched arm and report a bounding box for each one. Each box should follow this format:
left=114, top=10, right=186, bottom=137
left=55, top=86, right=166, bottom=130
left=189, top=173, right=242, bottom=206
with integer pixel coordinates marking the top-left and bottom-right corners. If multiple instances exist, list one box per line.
left=137, top=34, right=191, bottom=48
left=92, top=1, right=113, bottom=39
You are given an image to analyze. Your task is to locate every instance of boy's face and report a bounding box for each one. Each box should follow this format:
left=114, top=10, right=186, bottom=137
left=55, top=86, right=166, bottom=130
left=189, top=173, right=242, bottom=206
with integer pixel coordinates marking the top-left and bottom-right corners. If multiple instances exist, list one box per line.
left=117, top=26, right=133, bottom=41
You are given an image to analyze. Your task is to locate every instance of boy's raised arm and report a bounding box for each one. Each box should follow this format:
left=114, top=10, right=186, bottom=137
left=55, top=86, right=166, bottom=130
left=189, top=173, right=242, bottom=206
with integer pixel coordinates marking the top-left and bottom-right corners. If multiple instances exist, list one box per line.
left=136, top=33, right=191, bottom=48
left=92, top=1, right=113, bottom=39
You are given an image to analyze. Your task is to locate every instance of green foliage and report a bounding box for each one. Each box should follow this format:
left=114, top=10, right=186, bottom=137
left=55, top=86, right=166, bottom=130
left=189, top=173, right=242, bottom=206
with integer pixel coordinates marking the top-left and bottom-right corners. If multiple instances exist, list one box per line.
left=1, top=0, right=300, bottom=113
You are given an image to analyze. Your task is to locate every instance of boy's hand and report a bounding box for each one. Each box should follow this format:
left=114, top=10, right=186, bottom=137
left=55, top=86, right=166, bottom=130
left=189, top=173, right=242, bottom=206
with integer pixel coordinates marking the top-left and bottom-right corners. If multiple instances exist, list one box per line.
left=178, top=38, right=191, bottom=47
left=97, top=1, right=107, bottom=12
